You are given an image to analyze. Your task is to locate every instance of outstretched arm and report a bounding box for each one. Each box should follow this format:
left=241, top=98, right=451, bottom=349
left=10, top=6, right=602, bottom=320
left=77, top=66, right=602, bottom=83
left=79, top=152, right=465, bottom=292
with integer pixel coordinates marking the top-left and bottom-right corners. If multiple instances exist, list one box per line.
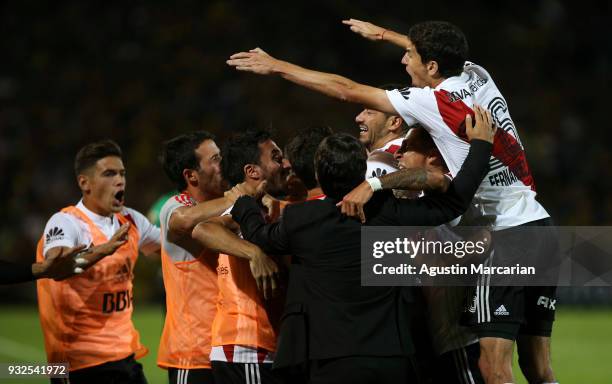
left=8, top=223, right=131, bottom=284
left=342, top=19, right=409, bottom=49
left=227, top=48, right=396, bottom=114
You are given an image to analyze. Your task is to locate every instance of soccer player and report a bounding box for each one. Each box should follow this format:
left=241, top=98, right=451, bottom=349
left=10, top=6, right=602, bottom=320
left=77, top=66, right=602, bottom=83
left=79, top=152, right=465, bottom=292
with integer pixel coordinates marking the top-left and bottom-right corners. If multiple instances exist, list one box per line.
left=356, top=84, right=408, bottom=179
left=226, top=20, right=556, bottom=384
left=157, top=131, right=252, bottom=383
left=191, top=130, right=289, bottom=384
left=37, top=140, right=161, bottom=384
left=395, top=126, right=484, bottom=384
left=229, top=109, right=495, bottom=384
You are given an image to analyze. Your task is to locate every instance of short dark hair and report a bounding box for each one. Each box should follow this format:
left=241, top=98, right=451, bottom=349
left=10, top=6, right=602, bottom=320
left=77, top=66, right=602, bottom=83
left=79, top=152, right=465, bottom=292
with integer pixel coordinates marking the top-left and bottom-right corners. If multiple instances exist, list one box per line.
left=401, top=125, right=448, bottom=172
left=408, top=21, right=468, bottom=78
left=315, top=133, right=367, bottom=200
left=221, top=130, right=272, bottom=186
left=74, top=139, right=122, bottom=176
left=160, top=131, right=216, bottom=192
left=285, top=125, right=333, bottom=190
left=402, top=125, right=438, bottom=154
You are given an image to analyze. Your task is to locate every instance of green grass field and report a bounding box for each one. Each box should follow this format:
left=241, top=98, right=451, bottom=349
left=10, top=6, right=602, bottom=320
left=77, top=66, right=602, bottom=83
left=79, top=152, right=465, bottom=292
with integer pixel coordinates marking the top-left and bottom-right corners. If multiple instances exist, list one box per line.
left=0, top=305, right=610, bottom=383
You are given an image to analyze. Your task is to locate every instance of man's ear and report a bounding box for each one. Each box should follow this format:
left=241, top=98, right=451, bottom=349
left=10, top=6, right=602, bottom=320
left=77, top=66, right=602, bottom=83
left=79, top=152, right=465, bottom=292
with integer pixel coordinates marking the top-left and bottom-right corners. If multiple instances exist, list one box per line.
left=426, top=153, right=444, bottom=169
left=426, top=60, right=439, bottom=77
left=77, top=174, right=90, bottom=193
left=244, top=164, right=261, bottom=181
left=387, top=116, right=404, bottom=134
left=183, top=168, right=197, bottom=187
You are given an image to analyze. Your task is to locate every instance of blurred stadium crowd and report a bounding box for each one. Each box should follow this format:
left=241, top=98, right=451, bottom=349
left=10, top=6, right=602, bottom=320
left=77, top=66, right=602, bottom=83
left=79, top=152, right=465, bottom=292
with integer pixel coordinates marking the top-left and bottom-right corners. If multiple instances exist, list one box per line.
left=0, top=1, right=609, bottom=302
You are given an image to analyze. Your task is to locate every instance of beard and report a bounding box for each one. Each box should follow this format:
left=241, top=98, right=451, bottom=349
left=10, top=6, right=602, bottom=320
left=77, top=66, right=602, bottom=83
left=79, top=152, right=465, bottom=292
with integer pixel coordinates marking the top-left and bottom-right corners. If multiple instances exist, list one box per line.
left=265, top=173, right=289, bottom=199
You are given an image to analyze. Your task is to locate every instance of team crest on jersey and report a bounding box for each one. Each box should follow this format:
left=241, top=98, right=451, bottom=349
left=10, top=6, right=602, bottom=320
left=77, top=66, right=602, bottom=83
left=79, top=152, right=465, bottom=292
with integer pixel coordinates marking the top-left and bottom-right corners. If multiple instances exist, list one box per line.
left=45, top=227, right=65, bottom=243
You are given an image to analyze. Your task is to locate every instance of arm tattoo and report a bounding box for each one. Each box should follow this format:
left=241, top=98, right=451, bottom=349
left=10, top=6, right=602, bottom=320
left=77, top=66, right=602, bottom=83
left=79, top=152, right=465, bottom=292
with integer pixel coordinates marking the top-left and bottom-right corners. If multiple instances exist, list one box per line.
left=379, top=168, right=447, bottom=192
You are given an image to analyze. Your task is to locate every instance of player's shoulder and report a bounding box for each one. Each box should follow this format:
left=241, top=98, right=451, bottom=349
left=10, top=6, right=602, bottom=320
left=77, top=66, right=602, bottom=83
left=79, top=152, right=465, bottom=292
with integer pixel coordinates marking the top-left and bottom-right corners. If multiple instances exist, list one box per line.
left=42, top=210, right=85, bottom=247
left=367, top=151, right=398, bottom=179
left=387, top=85, right=435, bottom=101
left=160, top=192, right=196, bottom=217
left=170, top=192, right=196, bottom=207
left=160, top=193, right=194, bottom=212
left=46, top=211, right=81, bottom=228
left=463, top=61, right=492, bottom=80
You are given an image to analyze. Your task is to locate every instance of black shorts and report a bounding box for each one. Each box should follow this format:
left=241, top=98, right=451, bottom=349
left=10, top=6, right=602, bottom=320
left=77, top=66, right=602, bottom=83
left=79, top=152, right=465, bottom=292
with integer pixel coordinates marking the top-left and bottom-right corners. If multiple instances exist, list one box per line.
left=432, top=342, right=484, bottom=384
left=168, top=367, right=215, bottom=384
left=462, top=218, right=558, bottom=340
left=50, top=354, right=146, bottom=384
left=211, top=361, right=284, bottom=384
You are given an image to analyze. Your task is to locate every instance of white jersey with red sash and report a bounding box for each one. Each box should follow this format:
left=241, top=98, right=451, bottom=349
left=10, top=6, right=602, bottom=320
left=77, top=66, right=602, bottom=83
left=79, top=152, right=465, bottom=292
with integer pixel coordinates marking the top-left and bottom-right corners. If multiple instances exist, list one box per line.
left=387, top=62, right=549, bottom=228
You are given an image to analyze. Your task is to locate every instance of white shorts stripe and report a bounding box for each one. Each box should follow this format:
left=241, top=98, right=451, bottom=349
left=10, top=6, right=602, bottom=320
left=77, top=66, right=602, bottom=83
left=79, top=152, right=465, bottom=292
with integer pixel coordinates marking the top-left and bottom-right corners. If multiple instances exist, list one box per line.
left=245, top=364, right=251, bottom=384
left=255, top=363, right=262, bottom=384
left=485, top=252, right=493, bottom=322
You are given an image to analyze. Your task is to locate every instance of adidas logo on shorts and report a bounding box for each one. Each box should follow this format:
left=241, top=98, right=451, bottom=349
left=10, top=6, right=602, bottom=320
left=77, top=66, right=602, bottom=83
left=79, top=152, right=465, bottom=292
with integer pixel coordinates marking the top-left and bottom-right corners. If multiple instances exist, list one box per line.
left=494, top=304, right=510, bottom=316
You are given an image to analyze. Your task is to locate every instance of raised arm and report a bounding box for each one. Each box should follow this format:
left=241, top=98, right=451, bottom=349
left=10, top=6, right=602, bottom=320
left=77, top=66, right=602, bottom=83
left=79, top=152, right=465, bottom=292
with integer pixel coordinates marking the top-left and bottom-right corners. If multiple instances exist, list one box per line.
left=342, top=19, right=409, bottom=49
left=226, top=48, right=396, bottom=114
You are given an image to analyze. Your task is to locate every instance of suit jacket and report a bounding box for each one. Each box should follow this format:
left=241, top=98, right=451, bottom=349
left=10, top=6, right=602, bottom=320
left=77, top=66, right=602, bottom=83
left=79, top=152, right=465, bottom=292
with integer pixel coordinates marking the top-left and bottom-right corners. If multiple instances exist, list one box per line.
left=230, top=140, right=492, bottom=370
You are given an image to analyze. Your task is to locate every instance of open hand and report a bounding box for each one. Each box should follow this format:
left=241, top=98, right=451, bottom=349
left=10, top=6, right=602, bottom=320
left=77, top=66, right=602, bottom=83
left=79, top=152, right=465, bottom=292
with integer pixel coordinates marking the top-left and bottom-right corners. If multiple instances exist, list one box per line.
left=342, top=19, right=386, bottom=41
left=79, top=223, right=130, bottom=269
left=227, top=48, right=278, bottom=75
left=38, top=244, right=87, bottom=281
left=249, top=249, right=279, bottom=300
left=466, top=105, right=496, bottom=143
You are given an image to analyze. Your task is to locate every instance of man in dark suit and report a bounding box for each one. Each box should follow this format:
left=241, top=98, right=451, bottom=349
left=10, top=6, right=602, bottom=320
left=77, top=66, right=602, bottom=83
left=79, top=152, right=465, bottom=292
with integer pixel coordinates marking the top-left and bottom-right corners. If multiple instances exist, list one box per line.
left=230, top=107, right=495, bottom=384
